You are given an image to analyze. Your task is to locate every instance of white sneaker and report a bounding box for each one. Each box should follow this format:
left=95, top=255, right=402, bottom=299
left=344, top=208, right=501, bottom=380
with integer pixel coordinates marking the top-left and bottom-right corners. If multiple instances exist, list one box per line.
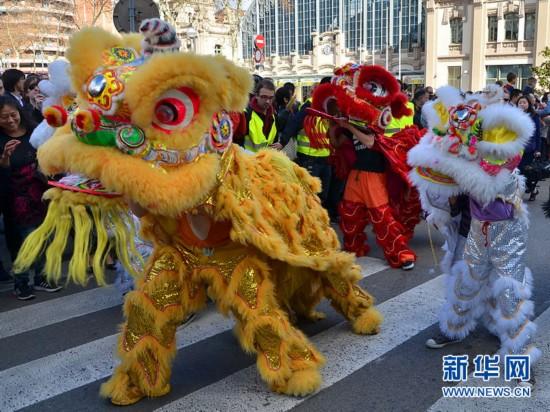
left=401, top=261, right=415, bottom=271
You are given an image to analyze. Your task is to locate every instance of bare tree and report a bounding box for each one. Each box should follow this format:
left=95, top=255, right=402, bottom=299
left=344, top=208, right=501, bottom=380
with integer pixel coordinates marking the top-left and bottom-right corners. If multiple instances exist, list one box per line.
left=157, top=0, right=195, bottom=26
left=0, top=4, right=38, bottom=68
left=215, top=0, right=245, bottom=61
left=72, top=0, right=113, bottom=29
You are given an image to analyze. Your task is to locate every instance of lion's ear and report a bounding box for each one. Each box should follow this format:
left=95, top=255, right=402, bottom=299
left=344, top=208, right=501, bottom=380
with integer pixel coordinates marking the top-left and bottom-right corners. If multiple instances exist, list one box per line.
left=390, top=94, right=412, bottom=119
left=65, top=28, right=141, bottom=99
left=214, top=56, right=253, bottom=111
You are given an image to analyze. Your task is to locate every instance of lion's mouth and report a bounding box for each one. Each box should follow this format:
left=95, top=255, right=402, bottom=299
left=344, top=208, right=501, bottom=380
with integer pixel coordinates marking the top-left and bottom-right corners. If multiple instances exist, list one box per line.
left=49, top=174, right=121, bottom=198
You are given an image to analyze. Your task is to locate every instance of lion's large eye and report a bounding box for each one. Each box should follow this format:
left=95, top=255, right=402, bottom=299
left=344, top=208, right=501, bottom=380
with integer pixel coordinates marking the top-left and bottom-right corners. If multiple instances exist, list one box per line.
left=363, top=81, right=387, bottom=97
left=378, top=107, right=392, bottom=128
left=153, top=87, right=199, bottom=132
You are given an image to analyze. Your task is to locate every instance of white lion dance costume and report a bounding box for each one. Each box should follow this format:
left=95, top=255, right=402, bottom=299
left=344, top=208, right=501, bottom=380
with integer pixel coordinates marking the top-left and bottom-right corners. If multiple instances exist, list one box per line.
left=13, top=20, right=382, bottom=405
left=407, top=86, right=541, bottom=367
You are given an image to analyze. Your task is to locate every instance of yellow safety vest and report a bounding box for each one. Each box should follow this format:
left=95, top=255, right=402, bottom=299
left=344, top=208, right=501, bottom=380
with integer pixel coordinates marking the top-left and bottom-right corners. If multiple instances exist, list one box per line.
left=296, top=98, right=330, bottom=157
left=243, top=111, right=277, bottom=152
left=296, top=117, right=330, bottom=157
left=384, top=101, right=414, bottom=137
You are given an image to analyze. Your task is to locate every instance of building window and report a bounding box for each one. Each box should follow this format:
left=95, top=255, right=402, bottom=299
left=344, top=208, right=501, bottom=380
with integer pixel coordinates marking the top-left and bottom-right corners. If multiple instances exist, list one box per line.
left=214, top=44, right=222, bottom=55
left=504, top=13, right=519, bottom=41
left=485, top=64, right=532, bottom=88
left=450, top=18, right=462, bottom=44
left=448, top=66, right=461, bottom=89
left=302, top=85, right=314, bottom=99
left=524, top=12, right=536, bottom=41
left=488, top=15, right=498, bottom=42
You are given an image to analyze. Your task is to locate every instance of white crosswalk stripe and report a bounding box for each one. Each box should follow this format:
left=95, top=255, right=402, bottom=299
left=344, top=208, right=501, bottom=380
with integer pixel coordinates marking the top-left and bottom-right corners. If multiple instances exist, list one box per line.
left=0, top=254, right=546, bottom=412
left=156, top=276, right=446, bottom=412
left=0, top=286, right=122, bottom=339
left=427, top=305, right=550, bottom=412
left=0, top=257, right=386, bottom=411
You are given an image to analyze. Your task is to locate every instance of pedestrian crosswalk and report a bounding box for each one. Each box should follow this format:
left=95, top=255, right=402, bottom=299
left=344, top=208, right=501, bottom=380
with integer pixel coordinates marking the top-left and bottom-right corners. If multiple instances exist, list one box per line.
left=0, top=255, right=548, bottom=412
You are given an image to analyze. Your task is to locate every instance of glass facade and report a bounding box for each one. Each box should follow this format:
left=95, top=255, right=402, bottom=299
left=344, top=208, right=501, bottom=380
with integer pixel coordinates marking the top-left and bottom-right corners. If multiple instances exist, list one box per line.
left=504, top=12, right=519, bottom=41
left=242, top=0, right=424, bottom=58
left=524, top=12, right=536, bottom=41
left=486, top=64, right=532, bottom=88
left=488, top=15, right=498, bottom=42
left=450, top=18, right=463, bottom=44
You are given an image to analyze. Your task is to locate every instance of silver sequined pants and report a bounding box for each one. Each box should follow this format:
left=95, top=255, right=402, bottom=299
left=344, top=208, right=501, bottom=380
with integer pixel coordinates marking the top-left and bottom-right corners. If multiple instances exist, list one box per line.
left=439, top=218, right=541, bottom=363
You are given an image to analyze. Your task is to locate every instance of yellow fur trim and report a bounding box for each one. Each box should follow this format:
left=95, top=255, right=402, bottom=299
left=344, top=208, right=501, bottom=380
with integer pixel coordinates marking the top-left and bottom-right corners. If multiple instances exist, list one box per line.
left=482, top=126, right=518, bottom=145
left=37, top=132, right=221, bottom=217
left=65, top=28, right=142, bottom=102
left=216, top=148, right=359, bottom=276
left=351, top=306, right=383, bottom=335
left=126, top=53, right=252, bottom=151
left=273, top=368, right=322, bottom=396
left=434, top=102, right=450, bottom=130
left=13, top=189, right=141, bottom=286
left=99, top=368, right=145, bottom=406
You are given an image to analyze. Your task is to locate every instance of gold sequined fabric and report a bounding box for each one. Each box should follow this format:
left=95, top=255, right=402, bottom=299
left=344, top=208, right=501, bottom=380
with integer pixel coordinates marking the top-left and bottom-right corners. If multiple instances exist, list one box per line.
left=149, top=281, right=182, bottom=311
left=237, top=267, right=261, bottom=309
left=255, top=326, right=282, bottom=371
left=137, top=347, right=159, bottom=386
left=325, top=273, right=350, bottom=297
left=124, top=304, right=155, bottom=351
left=145, top=253, right=177, bottom=282
left=289, top=345, right=313, bottom=362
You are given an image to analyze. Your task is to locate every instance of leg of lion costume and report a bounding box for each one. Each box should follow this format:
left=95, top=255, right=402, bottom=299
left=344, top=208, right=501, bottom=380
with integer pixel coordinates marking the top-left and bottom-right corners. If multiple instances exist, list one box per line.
left=101, top=220, right=381, bottom=405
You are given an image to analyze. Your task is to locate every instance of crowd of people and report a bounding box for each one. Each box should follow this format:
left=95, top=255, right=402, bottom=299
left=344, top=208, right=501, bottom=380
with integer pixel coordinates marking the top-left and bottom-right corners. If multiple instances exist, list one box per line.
left=231, top=71, right=550, bottom=268
left=1, top=66, right=549, bottom=301
left=0, top=69, right=63, bottom=300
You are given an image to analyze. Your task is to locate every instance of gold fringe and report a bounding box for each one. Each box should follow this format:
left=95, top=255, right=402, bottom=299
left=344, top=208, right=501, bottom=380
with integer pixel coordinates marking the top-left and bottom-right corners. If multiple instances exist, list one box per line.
left=13, top=188, right=141, bottom=286
left=68, top=204, right=93, bottom=285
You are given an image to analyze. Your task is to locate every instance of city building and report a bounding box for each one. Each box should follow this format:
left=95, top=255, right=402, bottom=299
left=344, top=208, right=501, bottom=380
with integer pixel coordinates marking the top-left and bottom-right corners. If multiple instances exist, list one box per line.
left=0, top=0, right=78, bottom=73
left=240, top=0, right=426, bottom=99
left=162, top=0, right=242, bottom=61
left=424, top=0, right=550, bottom=91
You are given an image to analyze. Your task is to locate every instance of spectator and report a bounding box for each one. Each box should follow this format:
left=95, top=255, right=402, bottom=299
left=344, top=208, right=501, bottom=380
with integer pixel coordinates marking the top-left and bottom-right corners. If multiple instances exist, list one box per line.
left=274, top=87, right=293, bottom=139
left=283, top=82, right=300, bottom=113
left=23, top=76, right=45, bottom=123
left=237, top=79, right=279, bottom=153
left=250, top=74, right=263, bottom=100
left=425, top=86, right=436, bottom=100
left=280, top=77, right=333, bottom=213
left=509, top=88, right=522, bottom=106
left=0, top=78, right=4, bottom=96
left=522, top=77, right=537, bottom=95
left=1, top=69, right=26, bottom=108
left=495, top=80, right=504, bottom=87
left=503, top=72, right=517, bottom=95
left=0, top=96, right=61, bottom=300
left=516, top=95, right=542, bottom=201
left=412, top=88, right=429, bottom=129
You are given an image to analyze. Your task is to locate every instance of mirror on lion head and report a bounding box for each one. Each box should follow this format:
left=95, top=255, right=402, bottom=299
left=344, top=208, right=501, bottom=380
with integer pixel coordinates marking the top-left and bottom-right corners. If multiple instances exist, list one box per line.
left=42, top=18, right=251, bottom=166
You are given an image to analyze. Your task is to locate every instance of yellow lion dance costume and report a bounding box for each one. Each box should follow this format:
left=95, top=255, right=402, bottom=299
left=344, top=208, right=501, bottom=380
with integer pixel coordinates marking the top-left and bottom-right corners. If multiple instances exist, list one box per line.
left=15, top=20, right=382, bottom=405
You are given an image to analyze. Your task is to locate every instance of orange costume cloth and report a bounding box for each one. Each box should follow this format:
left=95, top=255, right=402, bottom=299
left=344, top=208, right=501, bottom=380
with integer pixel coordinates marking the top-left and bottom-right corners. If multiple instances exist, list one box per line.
left=339, top=170, right=417, bottom=267
left=303, top=63, right=422, bottom=267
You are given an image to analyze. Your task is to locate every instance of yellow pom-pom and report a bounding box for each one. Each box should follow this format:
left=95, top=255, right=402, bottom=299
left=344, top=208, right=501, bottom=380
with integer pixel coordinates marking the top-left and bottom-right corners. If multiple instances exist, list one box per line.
left=74, top=109, right=101, bottom=133
left=43, top=105, right=68, bottom=127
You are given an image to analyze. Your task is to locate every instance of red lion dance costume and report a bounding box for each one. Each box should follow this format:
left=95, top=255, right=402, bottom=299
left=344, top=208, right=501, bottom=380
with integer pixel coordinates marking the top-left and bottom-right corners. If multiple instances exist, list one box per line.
left=305, top=64, right=422, bottom=268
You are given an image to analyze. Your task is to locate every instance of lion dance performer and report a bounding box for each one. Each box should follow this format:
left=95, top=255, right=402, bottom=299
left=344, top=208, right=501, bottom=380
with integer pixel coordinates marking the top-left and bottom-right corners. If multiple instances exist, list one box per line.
left=304, top=64, right=422, bottom=269
left=407, top=86, right=540, bottom=383
left=13, top=20, right=382, bottom=405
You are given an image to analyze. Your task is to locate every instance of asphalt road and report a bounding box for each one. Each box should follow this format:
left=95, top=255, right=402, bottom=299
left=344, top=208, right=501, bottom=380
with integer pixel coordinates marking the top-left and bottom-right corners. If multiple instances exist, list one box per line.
left=0, top=182, right=549, bottom=412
